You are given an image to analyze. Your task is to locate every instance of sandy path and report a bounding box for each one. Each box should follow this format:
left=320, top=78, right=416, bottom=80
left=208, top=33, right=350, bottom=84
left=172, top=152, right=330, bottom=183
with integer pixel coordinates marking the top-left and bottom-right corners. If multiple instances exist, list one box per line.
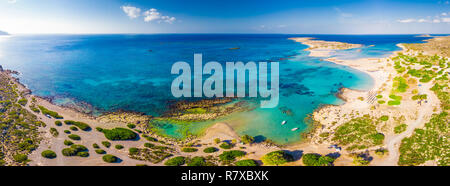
left=380, top=82, right=438, bottom=166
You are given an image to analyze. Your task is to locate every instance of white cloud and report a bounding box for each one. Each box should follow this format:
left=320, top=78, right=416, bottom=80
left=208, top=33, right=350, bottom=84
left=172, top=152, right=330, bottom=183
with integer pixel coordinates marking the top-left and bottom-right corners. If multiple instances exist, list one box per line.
left=442, top=12, right=448, bottom=16
left=7, top=0, right=17, bottom=3
left=143, top=8, right=176, bottom=24
left=397, top=19, right=416, bottom=23
left=121, top=5, right=141, bottom=19
left=143, top=8, right=161, bottom=22
left=417, top=18, right=430, bottom=23
left=334, top=7, right=352, bottom=18
left=397, top=17, right=450, bottom=23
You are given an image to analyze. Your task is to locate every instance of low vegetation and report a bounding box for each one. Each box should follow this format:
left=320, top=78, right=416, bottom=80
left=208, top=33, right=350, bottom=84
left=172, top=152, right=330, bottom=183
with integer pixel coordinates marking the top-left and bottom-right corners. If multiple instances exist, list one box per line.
left=203, top=147, right=218, bottom=153
left=261, top=151, right=293, bottom=166
left=38, top=105, right=63, bottom=119
left=164, top=156, right=185, bottom=166
left=101, top=127, right=137, bottom=141
left=398, top=112, right=449, bottom=166
left=102, top=154, right=118, bottom=163
left=68, top=134, right=81, bottom=140
left=219, top=142, right=233, bottom=149
left=332, top=115, right=384, bottom=151
left=394, top=124, right=408, bottom=134
left=181, top=147, right=198, bottom=153
left=102, top=141, right=111, bottom=148
left=219, top=150, right=246, bottom=165
left=64, top=120, right=91, bottom=131
left=302, top=153, right=335, bottom=166
left=62, top=144, right=89, bottom=157
left=235, top=159, right=258, bottom=166
left=41, top=150, right=57, bottom=159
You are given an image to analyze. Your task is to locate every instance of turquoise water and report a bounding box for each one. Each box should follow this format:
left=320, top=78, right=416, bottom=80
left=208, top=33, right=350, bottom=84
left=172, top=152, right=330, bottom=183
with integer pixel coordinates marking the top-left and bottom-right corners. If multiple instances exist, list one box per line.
left=0, top=34, right=433, bottom=144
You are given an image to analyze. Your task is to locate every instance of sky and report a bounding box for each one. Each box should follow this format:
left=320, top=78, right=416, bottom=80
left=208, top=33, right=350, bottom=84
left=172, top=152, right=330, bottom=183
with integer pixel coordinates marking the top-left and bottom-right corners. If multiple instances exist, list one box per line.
left=0, top=0, right=449, bottom=34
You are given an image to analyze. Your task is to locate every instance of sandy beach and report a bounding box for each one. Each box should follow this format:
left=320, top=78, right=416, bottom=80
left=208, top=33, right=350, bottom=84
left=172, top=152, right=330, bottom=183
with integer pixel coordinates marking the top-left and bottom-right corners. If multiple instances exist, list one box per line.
left=288, top=37, right=363, bottom=57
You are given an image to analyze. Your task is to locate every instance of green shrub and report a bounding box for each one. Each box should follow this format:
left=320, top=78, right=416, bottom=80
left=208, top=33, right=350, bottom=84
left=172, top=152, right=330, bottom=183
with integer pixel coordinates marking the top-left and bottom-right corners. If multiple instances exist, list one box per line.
left=144, top=143, right=155, bottom=148
left=219, top=150, right=246, bottom=161
left=55, top=121, right=62, bottom=126
left=70, top=126, right=78, bottom=131
left=353, top=155, right=370, bottom=166
left=38, top=105, right=63, bottom=119
left=214, top=138, right=221, bottom=144
left=50, top=128, right=59, bottom=137
left=129, top=147, right=138, bottom=154
left=18, top=98, right=28, bottom=106
left=164, top=156, right=186, bottom=166
left=143, top=135, right=158, bottom=142
left=64, top=120, right=91, bottom=131
left=241, top=135, right=254, bottom=144
left=394, top=124, right=408, bottom=134
left=95, top=149, right=106, bottom=154
left=64, top=130, right=71, bottom=134
left=388, top=100, right=401, bottom=105
left=115, top=144, right=124, bottom=149
left=17, top=139, right=37, bottom=152
left=102, top=141, right=111, bottom=148
left=77, top=151, right=89, bottom=157
left=261, top=151, right=293, bottom=166
left=203, top=147, right=218, bottom=153
left=64, top=140, right=73, bottom=146
left=30, top=106, right=40, bottom=113
left=235, top=159, right=258, bottom=166
left=71, top=144, right=88, bottom=152
left=219, top=142, right=233, bottom=149
left=182, top=147, right=198, bottom=153
left=13, top=154, right=29, bottom=163
left=96, top=127, right=103, bottom=132
left=102, top=154, right=118, bottom=163
left=92, top=143, right=100, bottom=148
left=68, top=134, right=80, bottom=140
left=187, top=156, right=207, bottom=166
left=62, top=144, right=88, bottom=157
left=380, top=115, right=389, bottom=121
left=61, top=148, right=77, bottom=156
left=412, top=94, right=428, bottom=100
left=102, top=128, right=137, bottom=140
left=302, top=153, right=335, bottom=166
left=127, top=123, right=136, bottom=129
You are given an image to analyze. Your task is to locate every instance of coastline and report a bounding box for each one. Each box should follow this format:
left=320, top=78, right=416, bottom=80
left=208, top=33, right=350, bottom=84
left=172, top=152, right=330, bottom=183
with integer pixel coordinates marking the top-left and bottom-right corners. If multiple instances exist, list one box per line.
left=288, top=37, right=363, bottom=57
left=288, top=36, right=446, bottom=165
left=1, top=35, right=447, bottom=166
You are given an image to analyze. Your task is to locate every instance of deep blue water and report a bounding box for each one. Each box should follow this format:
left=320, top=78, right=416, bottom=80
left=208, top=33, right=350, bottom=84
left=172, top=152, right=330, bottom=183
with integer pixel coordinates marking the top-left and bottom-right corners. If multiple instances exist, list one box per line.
left=0, top=34, right=433, bottom=143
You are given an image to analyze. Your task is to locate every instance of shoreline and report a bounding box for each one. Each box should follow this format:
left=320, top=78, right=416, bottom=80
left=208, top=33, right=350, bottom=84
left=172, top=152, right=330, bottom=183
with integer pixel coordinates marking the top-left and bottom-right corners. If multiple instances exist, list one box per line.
left=289, top=36, right=446, bottom=166
left=1, top=35, right=446, bottom=166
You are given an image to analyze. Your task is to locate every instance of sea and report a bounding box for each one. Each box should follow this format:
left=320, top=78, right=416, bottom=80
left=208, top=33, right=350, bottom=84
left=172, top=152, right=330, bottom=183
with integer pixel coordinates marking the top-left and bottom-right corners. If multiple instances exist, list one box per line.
left=0, top=34, right=435, bottom=144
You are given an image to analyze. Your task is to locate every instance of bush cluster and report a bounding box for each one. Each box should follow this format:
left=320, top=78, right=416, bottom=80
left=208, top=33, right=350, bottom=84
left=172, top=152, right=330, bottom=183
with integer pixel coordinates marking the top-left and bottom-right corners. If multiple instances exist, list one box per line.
left=64, top=120, right=91, bottom=131
left=41, top=150, right=57, bottom=159
left=102, top=128, right=137, bottom=140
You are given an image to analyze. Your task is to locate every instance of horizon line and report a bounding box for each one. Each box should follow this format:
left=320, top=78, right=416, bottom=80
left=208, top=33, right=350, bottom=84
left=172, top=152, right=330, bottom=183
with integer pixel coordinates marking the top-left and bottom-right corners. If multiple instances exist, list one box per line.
left=5, top=32, right=450, bottom=35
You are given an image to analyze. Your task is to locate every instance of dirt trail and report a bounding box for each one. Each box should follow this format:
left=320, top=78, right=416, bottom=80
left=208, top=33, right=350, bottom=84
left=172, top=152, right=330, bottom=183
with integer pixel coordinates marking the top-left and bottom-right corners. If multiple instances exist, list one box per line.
left=380, top=82, right=437, bottom=166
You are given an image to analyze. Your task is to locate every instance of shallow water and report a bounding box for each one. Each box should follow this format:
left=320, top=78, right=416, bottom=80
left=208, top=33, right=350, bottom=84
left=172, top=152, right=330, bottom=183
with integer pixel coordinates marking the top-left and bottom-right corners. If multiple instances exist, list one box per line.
left=0, top=34, right=434, bottom=144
